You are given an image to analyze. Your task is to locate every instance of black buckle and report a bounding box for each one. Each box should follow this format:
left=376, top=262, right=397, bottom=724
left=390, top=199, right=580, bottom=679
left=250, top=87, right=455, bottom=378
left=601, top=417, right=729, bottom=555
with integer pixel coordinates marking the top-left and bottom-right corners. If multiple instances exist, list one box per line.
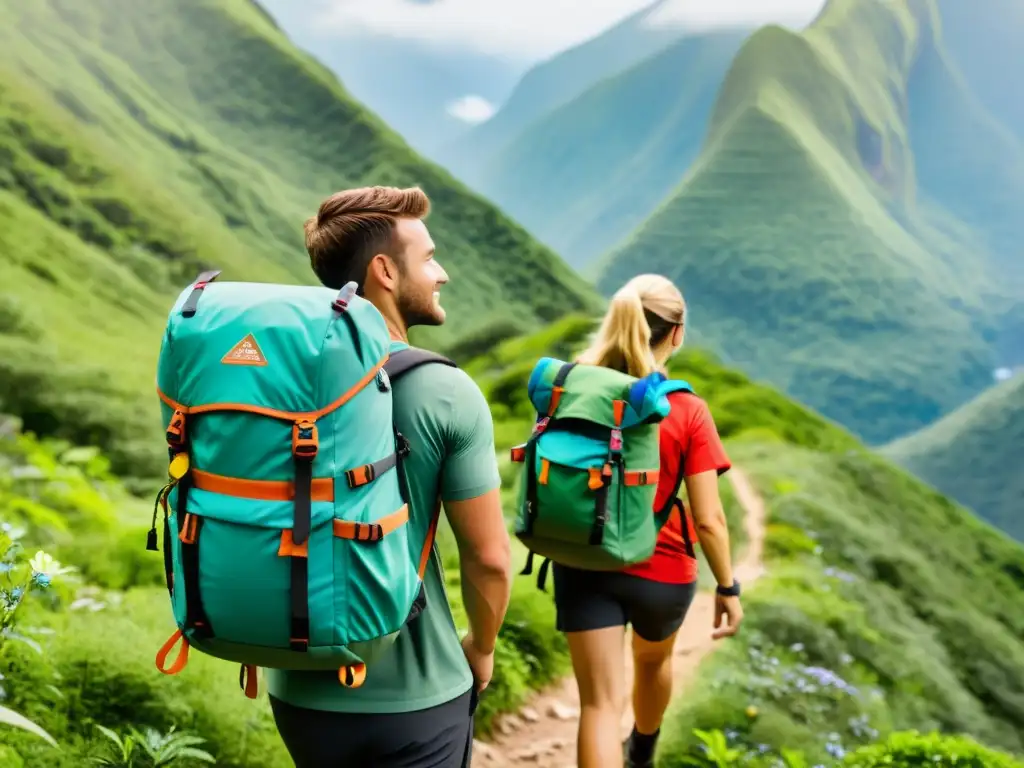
left=353, top=522, right=384, bottom=543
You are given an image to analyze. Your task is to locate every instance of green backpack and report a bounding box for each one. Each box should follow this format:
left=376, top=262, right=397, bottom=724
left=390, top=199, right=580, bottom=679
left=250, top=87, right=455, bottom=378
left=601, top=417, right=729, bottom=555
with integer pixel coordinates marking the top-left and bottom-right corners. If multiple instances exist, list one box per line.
left=510, top=357, right=694, bottom=589
left=148, top=271, right=454, bottom=697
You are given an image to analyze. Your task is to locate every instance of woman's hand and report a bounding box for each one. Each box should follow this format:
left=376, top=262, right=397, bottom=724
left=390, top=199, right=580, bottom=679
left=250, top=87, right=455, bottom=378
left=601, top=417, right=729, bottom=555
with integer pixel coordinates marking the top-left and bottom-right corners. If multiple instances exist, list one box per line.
left=712, top=594, right=743, bottom=639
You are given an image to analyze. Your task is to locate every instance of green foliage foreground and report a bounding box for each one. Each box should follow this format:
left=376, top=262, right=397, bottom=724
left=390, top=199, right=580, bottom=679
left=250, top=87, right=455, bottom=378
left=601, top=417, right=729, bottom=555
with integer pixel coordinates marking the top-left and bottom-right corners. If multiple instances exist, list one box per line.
left=1, top=320, right=1023, bottom=767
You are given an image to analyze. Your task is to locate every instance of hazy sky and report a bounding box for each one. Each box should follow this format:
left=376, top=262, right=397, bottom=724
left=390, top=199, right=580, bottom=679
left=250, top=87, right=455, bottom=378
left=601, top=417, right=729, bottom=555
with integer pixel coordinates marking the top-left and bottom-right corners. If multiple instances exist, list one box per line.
left=312, top=0, right=828, bottom=61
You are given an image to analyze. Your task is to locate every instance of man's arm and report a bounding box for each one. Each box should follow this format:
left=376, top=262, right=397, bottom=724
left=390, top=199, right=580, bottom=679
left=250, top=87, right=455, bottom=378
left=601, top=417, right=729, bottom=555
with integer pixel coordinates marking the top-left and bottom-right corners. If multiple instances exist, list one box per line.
left=438, top=371, right=512, bottom=669
left=446, top=487, right=511, bottom=654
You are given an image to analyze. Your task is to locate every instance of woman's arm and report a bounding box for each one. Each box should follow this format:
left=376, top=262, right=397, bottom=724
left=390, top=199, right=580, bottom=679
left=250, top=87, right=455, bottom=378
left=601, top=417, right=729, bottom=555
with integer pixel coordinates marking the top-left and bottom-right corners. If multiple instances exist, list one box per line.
left=684, top=468, right=744, bottom=639
left=684, top=470, right=734, bottom=588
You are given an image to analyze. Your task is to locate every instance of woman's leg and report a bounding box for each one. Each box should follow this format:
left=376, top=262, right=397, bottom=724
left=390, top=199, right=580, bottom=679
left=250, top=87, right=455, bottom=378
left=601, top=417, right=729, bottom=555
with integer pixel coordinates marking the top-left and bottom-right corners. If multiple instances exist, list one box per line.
left=615, top=575, right=698, bottom=767
left=552, top=564, right=629, bottom=768
left=567, top=625, right=627, bottom=768
left=631, top=629, right=678, bottom=736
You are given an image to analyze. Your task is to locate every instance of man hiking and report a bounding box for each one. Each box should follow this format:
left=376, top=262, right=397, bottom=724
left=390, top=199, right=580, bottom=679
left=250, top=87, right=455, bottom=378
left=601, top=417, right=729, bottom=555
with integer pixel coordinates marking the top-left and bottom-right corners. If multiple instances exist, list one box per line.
left=265, top=185, right=513, bottom=767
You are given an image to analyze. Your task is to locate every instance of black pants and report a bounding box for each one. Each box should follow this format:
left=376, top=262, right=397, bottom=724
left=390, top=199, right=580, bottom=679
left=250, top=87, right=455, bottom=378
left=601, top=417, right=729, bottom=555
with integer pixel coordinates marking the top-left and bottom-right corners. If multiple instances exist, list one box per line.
left=552, top=563, right=697, bottom=641
left=270, top=688, right=477, bottom=768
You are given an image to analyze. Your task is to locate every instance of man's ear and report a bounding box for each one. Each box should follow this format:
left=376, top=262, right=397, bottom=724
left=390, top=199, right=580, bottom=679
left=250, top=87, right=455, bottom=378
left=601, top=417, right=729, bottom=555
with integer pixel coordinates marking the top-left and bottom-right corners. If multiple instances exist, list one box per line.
left=366, top=253, right=398, bottom=292
left=672, top=324, right=684, bottom=347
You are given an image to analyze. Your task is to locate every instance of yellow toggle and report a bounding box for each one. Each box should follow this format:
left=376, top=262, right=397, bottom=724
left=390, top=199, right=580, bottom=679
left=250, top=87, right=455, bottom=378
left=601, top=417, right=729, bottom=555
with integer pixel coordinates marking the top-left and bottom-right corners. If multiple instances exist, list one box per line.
left=169, top=452, right=190, bottom=480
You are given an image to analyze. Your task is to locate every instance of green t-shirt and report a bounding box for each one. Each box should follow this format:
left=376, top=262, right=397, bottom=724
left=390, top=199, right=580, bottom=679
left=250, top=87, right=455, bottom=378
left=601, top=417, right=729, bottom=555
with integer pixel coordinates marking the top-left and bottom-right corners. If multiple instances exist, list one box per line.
left=265, top=340, right=500, bottom=713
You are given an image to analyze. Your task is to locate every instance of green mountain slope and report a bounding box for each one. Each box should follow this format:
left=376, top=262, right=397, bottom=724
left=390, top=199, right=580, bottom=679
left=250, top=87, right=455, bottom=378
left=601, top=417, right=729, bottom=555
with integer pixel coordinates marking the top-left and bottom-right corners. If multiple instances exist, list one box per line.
left=595, top=0, right=1021, bottom=445
left=436, top=0, right=686, bottom=188
left=881, top=373, right=1024, bottom=541
left=465, top=28, right=751, bottom=270
left=0, top=0, right=598, bottom=479
left=5, top=319, right=1024, bottom=766
left=254, top=0, right=525, bottom=158
left=463, top=319, right=1024, bottom=759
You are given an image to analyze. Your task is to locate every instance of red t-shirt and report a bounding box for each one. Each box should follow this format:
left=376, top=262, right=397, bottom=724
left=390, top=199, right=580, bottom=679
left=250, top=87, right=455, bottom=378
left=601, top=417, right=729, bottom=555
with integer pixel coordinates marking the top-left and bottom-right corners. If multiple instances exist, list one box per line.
left=621, top=392, right=732, bottom=585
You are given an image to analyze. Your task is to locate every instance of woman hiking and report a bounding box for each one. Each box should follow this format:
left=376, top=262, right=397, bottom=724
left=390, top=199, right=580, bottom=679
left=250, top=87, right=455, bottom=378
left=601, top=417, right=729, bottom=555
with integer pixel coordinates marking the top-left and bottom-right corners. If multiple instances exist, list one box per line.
left=553, top=273, right=744, bottom=768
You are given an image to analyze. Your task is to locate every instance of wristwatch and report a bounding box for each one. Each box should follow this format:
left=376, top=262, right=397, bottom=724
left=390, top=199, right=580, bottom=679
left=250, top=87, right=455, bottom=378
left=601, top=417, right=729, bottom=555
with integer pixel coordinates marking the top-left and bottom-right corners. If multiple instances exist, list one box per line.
left=716, top=579, right=741, bottom=597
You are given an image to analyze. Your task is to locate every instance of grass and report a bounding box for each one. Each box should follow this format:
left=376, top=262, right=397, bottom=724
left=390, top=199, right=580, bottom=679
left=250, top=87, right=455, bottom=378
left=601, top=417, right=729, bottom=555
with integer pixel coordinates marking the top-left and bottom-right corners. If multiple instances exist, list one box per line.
left=881, top=374, right=1024, bottom=541
left=656, top=436, right=1024, bottom=766
left=591, top=0, right=1023, bottom=447
left=0, top=0, right=599, bottom=481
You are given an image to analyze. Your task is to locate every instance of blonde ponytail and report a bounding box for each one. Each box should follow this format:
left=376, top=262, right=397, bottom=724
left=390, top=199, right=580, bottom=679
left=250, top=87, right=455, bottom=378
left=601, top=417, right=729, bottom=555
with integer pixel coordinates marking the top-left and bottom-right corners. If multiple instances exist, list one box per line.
left=578, top=285, right=657, bottom=378
left=577, top=274, right=686, bottom=378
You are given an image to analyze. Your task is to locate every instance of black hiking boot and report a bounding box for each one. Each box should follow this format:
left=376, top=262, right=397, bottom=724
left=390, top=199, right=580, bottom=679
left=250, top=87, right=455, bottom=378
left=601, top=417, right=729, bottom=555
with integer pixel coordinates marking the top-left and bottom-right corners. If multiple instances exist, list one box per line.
left=624, top=727, right=658, bottom=768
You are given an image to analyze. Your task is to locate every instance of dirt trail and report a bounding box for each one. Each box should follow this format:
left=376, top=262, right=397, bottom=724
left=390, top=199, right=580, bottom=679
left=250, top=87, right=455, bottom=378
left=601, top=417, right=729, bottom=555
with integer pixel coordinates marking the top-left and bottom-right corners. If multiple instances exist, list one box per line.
left=472, top=466, right=768, bottom=767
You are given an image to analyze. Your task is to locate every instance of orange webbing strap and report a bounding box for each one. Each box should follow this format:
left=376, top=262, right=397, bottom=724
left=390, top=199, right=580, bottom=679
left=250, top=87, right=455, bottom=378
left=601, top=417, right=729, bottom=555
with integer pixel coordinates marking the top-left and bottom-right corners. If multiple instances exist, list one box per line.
left=191, top=468, right=334, bottom=502
left=240, top=663, right=259, bottom=699
left=539, top=459, right=550, bottom=484
left=155, top=628, right=190, bottom=675
left=417, top=497, right=443, bottom=579
left=278, top=529, right=309, bottom=558
left=624, top=469, right=659, bottom=486
left=333, top=504, right=409, bottom=542
left=547, top=386, right=564, bottom=417
left=339, top=663, right=367, bottom=688
left=179, top=513, right=198, bottom=544
left=157, top=353, right=388, bottom=422
left=166, top=409, right=187, bottom=449
left=612, top=400, right=626, bottom=428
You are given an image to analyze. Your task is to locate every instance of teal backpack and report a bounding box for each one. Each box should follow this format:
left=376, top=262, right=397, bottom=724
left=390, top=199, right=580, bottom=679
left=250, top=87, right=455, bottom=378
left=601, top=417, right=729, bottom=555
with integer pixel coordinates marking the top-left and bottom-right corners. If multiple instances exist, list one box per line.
left=147, top=271, right=454, bottom=697
left=510, top=357, right=694, bottom=589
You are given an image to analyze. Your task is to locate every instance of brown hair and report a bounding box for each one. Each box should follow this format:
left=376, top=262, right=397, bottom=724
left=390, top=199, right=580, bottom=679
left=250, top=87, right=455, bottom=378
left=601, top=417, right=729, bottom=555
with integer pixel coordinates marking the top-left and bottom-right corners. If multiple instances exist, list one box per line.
left=576, top=274, right=685, bottom=378
left=304, top=186, right=431, bottom=291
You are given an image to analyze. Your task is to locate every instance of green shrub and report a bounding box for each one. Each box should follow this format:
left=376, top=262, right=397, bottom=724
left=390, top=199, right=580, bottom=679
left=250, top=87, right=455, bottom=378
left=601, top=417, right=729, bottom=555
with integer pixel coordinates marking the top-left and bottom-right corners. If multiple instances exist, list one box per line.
left=843, top=730, right=1024, bottom=768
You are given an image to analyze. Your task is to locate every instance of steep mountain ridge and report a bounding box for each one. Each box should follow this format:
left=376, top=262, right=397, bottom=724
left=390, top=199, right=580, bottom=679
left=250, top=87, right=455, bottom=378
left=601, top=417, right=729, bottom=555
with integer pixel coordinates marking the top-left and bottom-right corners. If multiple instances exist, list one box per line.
left=594, top=0, right=1019, bottom=445
left=0, top=0, right=598, bottom=478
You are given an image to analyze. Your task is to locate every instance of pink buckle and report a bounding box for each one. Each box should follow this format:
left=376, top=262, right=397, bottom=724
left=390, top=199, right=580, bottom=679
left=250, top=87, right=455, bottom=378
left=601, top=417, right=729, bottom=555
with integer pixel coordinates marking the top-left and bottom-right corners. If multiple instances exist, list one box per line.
left=610, top=429, right=623, bottom=452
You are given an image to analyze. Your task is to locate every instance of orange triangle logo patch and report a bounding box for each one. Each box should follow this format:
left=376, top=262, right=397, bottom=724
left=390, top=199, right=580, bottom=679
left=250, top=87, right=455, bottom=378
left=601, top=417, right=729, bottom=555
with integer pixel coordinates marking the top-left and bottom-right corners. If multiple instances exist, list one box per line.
left=221, top=333, right=267, bottom=366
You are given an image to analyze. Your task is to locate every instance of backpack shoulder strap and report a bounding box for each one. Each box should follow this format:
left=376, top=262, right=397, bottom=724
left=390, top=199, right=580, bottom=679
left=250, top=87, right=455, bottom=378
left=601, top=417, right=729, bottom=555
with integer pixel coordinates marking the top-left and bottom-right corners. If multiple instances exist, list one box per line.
left=383, top=346, right=458, bottom=383
left=381, top=346, right=459, bottom=598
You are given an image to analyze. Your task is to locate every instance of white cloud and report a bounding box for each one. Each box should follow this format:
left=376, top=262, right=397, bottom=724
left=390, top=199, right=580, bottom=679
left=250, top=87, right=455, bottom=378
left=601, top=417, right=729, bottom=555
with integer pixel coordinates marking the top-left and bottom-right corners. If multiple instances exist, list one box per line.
left=642, top=0, right=825, bottom=31
left=446, top=95, right=497, bottom=124
left=310, top=0, right=827, bottom=61
left=311, top=0, right=670, bottom=60
left=308, top=0, right=827, bottom=62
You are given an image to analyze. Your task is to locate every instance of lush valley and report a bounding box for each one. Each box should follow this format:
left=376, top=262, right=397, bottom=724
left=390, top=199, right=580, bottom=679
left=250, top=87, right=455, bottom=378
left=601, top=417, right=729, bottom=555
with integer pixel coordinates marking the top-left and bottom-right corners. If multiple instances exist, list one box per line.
left=0, top=0, right=598, bottom=483
left=3, top=318, right=1024, bottom=767
left=3, top=0, right=1024, bottom=766
left=881, top=374, right=1024, bottom=542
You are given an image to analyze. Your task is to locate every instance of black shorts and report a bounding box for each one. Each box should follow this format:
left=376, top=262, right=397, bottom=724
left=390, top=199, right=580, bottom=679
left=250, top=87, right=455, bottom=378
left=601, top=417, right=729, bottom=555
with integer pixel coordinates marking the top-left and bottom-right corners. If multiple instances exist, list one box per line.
left=269, top=687, right=477, bottom=768
left=552, top=563, right=697, bottom=642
